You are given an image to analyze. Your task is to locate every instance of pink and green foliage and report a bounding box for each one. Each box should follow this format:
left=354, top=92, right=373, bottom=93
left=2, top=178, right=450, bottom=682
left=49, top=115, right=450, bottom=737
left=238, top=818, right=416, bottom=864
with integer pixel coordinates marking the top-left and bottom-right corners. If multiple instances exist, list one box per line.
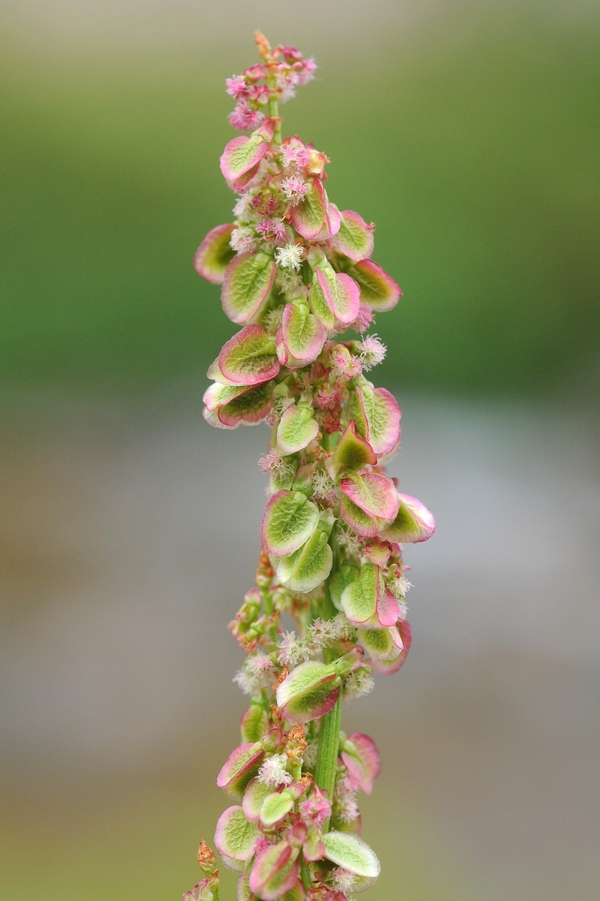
left=340, top=734, right=382, bottom=795
left=184, top=32, right=434, bottom=901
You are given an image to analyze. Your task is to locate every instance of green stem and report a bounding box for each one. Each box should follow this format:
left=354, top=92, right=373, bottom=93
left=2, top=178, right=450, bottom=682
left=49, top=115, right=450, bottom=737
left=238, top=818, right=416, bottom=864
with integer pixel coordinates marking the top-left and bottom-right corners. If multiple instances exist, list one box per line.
left=300, top=856, right=311, bottom=891
left=314, top=691, right=341, bottom=833
left=267, top=77, right=282, bottom=145
left=313, top=584, right=342, bottom=832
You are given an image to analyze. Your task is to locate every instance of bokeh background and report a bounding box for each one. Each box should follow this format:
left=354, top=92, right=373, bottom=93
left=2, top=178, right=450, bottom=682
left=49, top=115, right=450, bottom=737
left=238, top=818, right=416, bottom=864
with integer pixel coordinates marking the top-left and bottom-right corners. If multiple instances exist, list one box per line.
left=1, top=2, right=599, bottom=899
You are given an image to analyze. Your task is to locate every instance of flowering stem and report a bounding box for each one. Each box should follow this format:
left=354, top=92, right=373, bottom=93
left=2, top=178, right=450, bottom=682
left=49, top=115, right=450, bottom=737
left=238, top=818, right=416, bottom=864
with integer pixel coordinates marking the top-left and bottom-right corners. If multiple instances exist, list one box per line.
left=187, top=33, right=436, bottom=901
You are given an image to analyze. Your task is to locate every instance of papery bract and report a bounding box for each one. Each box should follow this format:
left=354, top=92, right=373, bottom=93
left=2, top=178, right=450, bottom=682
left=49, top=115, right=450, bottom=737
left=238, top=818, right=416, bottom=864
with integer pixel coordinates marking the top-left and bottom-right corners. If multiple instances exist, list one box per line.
left=341, top=733, right=381, bottom=795
left=219, top=325, right=280, bottom=385
left=281, top=302, right=328, bottom=363
left=222, top=252, right=277, bottom=324
left=290, top=177, right=328, bottom=239
left=276, top=661, right=341, bottom=723
left=242, top=777, right=271, bottom=822
left=318, top=201, right=342, bottom=240
left=380, top=493, right=436, bottom=543
left=315, top=267, right=360, bottom=326
left=213, top=382, right=274, bottom=428
left=275, top=525, right=333, bottom=592
left=375, top=588, right=400, bottom=627
left=259, top=783, right=305, bottom=826
left=203, top=381, right=253, bottom=412
left=262, top=490, right=320, bottom=556
left=322, top=832, right=381, bottom=879
left=220, top=121, right=275, bottom=183
left=340, top=563, right=381, bottom=626
left=350, top=384, right=401, bottom=457
left=308, top=276, right=336, bottom=330
left=350, top=259, right=402, bottom=312
left=331, top=210, right=375, bottom=262
left=214, top=806, right=259, bottom=863
left=217, top=742, right=265, bottom=800
left=332, top=421, right=377, bottom=472
left=339, top=471, right=400, bottom=521
left=367, top=620, right=412, bottom=674
left=241, top=703, right=270, bottom=742
left=339, top=493, right=380, bottom=538
left=194, top=223, right=236, bottom=284
left=259, top=791, right=295, bottom=826
left=358, top=624, right=403, bottom=662
left=277, top=404, right=319, bottom=454
left=249, top=841, right=300, bottom=901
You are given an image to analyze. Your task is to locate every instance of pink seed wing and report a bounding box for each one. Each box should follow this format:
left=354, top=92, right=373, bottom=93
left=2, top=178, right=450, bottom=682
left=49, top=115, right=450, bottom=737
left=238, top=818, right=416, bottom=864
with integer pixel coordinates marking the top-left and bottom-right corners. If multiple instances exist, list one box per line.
left=342, top=733, right=381, bottom=794
left=193, top=223, right=235, bottom=284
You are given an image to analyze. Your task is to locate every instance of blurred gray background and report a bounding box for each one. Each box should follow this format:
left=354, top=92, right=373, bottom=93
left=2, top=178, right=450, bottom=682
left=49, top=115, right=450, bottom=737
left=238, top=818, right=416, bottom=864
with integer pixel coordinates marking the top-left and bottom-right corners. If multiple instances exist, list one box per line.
left=1, top=1, right=599, bottom=900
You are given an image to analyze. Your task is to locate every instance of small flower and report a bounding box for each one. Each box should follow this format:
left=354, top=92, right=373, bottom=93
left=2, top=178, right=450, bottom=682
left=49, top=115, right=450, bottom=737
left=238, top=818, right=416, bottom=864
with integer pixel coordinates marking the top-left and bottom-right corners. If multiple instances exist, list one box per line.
left=308, top=614, right=349, bottom=646
left=335, top=773, right=357, bottom=797
left=258, top=752, right=293, bottom=788
left=389, top=576, right=411, bottom=599
left=358, top=334, right=387, bottom=371
left=233, top=651, right=274, bottom=694
left=300, top=787, right=332, bottom=828
left=233, top=192, right=255, bottom=219
left=276, top=66, right=300, bottom=103
left=303, top=739, right=319, bottom=769
left=260, top=310, right=282, bottom=340
left=275, top=242, right=305, bottom=271
left=335, top=526, right=362, bottom=559
left=273, top=395, right=297, bottom=417
left=242, top=63, right=265, bottom=83
left=297, top=57, right=317, bottom=86
left=252, top=192, right=279, bottom=216
left=334, top=774, right=360, bottom=823
left=230, top=226, right=257, bottom=254
left=246, top=650, right=274, bottom=677
left=256, top=217, right=288, bottom=245
left=350, top=304, right=375, bottom=333
left=320, top=410, right=342, bottom=434
left=278, top=630, right=312, bottom=667
left=225, top=74, right=248, bottom=99
left=314, top=386, right=340, bottom=412
left=344, top=668, right=375, bottom=701
left=258, top=450, right=295, bottom=485
left=232, top=669, right=255, bottom=694
left=229, top=101, right=264, bottom=131
left=249, top=83, right=270, bottom=106
left=281, top=46, right=304, bottom=63
left=330, top=345, right=362, bottom=380
left=275, top=268, right=304, bottom=296
left=386, top=564, right=412, bottom=600
left=281, top=175, right=309, bottom=204
left=331, top=867, right=358, bottom=894
left=272, top=585, right=293, bottom=611
left=279, top=137, right=310, bottom=169
left=311, top=469, right=335, bottom=500
left=258, top=449, right=280, bottom=472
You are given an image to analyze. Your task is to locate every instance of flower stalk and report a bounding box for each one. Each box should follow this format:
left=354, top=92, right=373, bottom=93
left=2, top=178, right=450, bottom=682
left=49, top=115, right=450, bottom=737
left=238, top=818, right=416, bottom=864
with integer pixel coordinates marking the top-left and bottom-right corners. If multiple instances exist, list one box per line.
left=185, top=31, right=434, bottom=901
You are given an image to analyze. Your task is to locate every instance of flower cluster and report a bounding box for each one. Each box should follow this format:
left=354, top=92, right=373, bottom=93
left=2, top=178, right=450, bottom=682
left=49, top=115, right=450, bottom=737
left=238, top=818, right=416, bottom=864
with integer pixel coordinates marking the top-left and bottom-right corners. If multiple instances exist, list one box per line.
left=187, top=33, right=434, bottom=901
left=226, top=35, right=316, bottom=132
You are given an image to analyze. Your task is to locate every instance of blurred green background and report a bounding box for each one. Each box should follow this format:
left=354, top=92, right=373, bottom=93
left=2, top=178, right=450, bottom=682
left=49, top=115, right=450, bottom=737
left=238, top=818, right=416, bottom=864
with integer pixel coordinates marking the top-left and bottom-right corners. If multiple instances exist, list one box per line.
left=1, top=2, right=599, bottom=900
